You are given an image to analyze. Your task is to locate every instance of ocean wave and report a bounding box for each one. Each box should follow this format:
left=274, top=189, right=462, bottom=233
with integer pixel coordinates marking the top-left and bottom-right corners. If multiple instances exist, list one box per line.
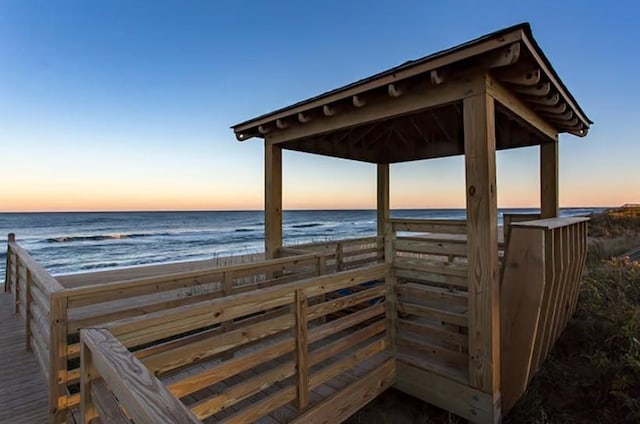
left=46, top=232, right=171, bottom=243
left=291, top=223, right=323, bottom=228
left=235, top=228, right=255, bottom=232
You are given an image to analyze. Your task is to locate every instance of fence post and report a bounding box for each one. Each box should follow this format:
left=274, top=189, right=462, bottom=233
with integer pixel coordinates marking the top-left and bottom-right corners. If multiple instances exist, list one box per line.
left=295, top=289, right=309, bottom=409
left=25, top=269, right=32, bottom=351
left=49, top=295, right=69, bottom=424
left=4, top=233, right=15, bottom=293
left=79, top=336, right=97, bottom=424
left=336, top=242, right=343, bottom=271
left=384, top=221, right=397, bottom=354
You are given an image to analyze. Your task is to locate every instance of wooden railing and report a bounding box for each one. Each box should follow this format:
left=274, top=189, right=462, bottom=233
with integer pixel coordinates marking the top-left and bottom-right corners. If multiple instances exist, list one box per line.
left=387, top=219, right=471, bottom=384
left=290, top=236, right=384, bottom=272
left=500, top=217, right=588, bottom=412
left=5, top=233, right=67, bottom=424
left=79, top=264, right=393, bottom=423
left=3, top=234, right=334, bottom=423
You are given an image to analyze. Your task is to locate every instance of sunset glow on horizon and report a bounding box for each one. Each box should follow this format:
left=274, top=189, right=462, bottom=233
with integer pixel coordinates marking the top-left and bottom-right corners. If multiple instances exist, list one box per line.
left=1, top=1, right=639, bottom=212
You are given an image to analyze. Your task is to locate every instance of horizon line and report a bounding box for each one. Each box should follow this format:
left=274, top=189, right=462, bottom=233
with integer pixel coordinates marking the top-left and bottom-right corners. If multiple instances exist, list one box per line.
left=0, top=206, right=611, bottom=214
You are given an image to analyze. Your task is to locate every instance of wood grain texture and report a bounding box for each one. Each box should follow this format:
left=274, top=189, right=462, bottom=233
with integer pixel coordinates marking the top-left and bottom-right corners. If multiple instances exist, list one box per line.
left=265, top=141, right=282, bottom=259
left=540, top=139, right=559, bottom=218
left=463, top=90, right=500, bottom=394
left=81, top=328, right=200, bottom=424
left=500, top=227, right=545, bottom=412
left=0, top=292, right=49, bottom=424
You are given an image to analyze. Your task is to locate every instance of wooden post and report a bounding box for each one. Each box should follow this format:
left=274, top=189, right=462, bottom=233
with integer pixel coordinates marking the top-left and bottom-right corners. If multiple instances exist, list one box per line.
left=80, top=339, right=97, bottom=424
left=377, top=164, right=390, bottom=244
left=5, top=233, right=15, bottom=293
left=265, top=141, right=283, bottom=259
left=540, top=139, right=559, bottom=218
left=25, top=269, right=32, bottom=351
left=464, top=88, right=501, bottom=403
left=295, top=289, right=309, bottom=409
left=336, top=242, right=344, bottom=271
left=49, top=295, right=69, bottom=424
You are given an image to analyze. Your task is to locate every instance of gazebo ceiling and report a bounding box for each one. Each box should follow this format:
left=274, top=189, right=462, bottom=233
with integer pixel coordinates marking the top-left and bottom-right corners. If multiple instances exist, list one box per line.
left=231, top=23, right=592, bottom=164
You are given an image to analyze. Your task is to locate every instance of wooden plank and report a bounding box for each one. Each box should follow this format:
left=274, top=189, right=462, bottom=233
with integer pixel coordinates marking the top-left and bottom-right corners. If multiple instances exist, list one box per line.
left=111, top=264, right=387, bottom=347
left=530, top=229, right=555, bottom=375
left=291, top=358, right=395, bottom=424
left=397, top=318, right=468, bottom=347
left=486, top=74, right=557, bottom=141
left=397, top=333, right=468, bottom=366
left=309, top=319, right=386, bottom=366
left=80, top=329, right=200, bottom=424
left=394, top=256, right=467, bottom=278
left=167, top=338, right=295, bottom=398
left=395, top=361, right=498, bottom=423
left=221, top=386, right=297, bottom=424
left=306, top=284, right=385, bottom=321
left=9, top=242, right=64, bottom=295
left=396, top=282, right=467, bottom=306
left=390, top=218, right=467, bottom=234
left=308, top=303, right=385, bottom=344
left=377, top=163, right=390, bottom=239
left=397, top=301, right=468, bottom=327
left=80, top=342, right=97, bottom=424
left=142, top=313, right=294, bottom=375
left=90, top=379, right=131, bottom=424
left=511, top=216, right=589, bottom=230
left=295, top=289, right=309, bottom=409
left=500, top=227, right=545, bottom=413
left=463, top=90, right=500, bottom=394
left=395, top=237, right=468, bottom=257
left=308, top=337, right=387, bottom=390
left=395, top=267, right=468, bottom=289
left=265, top=141, right=282, bottom=259
left=49, top=296, right=68, bottom=423
left=190, top=361, right=296, bottom=420
left=540, top=140, right=559, bottom=218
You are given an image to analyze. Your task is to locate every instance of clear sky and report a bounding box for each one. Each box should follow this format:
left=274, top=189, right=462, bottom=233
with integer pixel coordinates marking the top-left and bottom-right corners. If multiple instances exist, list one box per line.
left=1, top=0, right=638, bottom=212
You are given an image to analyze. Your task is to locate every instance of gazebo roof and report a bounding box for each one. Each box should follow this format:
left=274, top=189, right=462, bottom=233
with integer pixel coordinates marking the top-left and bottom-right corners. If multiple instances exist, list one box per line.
left=231, top=23, right=592, bottom=164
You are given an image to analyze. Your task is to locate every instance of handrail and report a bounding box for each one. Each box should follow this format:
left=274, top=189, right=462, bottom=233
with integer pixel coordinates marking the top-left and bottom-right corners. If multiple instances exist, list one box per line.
left=80, top=328, right=200, bottom=424
left=79, top=263, right=390, bottom=423
left=58, top=251, right=324, bottom=299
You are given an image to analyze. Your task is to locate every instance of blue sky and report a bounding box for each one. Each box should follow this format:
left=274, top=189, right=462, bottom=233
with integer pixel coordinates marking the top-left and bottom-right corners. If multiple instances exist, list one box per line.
left=1, top=0, right=638, bottom=211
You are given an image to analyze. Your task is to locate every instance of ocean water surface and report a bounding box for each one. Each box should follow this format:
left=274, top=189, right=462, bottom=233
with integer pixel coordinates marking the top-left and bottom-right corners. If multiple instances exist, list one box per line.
left=0, top=208, right=601, bottom=281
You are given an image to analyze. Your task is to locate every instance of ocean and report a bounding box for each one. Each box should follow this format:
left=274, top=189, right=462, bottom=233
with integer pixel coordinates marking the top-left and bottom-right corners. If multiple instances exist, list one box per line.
left=0, top=208, right=602, bottom=281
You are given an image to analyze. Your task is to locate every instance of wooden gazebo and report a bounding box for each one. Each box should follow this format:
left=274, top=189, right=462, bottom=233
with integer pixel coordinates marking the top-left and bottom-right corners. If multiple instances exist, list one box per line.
left=232, top=23, right=591, bottom=422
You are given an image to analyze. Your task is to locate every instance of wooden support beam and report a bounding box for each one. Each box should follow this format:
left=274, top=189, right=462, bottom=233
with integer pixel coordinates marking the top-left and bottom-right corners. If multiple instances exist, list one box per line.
left=265, top=141, right=283, bottom=259
left=486, top=75, right=557, bottom=142
left=377, top=164, right=390, bottom=241
left=494, top=67, right=540, bottom=86
left=513, top=82, right=550, bottom=97
left=463, top=88, right=501, bottom=397
left=482, top=43, right=521, bottom=68
left=540, top=139, right=559, bottom=218
left=276, top=119, right=289, bottom=129
left=268, top=77, right=483, bottom=145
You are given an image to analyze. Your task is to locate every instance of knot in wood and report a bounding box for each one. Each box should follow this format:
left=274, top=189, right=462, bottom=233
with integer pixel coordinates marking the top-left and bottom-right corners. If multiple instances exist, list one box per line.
left=468, top=185, right=476, bottom=196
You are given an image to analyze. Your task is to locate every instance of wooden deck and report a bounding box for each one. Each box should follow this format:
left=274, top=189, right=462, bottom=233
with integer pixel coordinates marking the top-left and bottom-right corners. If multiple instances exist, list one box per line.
left=0, top=291, right=49, bottom=423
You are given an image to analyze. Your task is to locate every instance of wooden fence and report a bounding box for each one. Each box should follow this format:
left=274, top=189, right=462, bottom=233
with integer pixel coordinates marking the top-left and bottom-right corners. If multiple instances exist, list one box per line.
left=500, top=217, right=588, bottom=412
left=3, top=234, right=382, bottom=423
left=80, top=263, right=393, bottom=423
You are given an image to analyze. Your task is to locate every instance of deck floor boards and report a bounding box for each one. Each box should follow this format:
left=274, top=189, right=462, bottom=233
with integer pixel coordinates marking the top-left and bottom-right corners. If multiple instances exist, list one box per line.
left=0, top=292, right=49, bottom=424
